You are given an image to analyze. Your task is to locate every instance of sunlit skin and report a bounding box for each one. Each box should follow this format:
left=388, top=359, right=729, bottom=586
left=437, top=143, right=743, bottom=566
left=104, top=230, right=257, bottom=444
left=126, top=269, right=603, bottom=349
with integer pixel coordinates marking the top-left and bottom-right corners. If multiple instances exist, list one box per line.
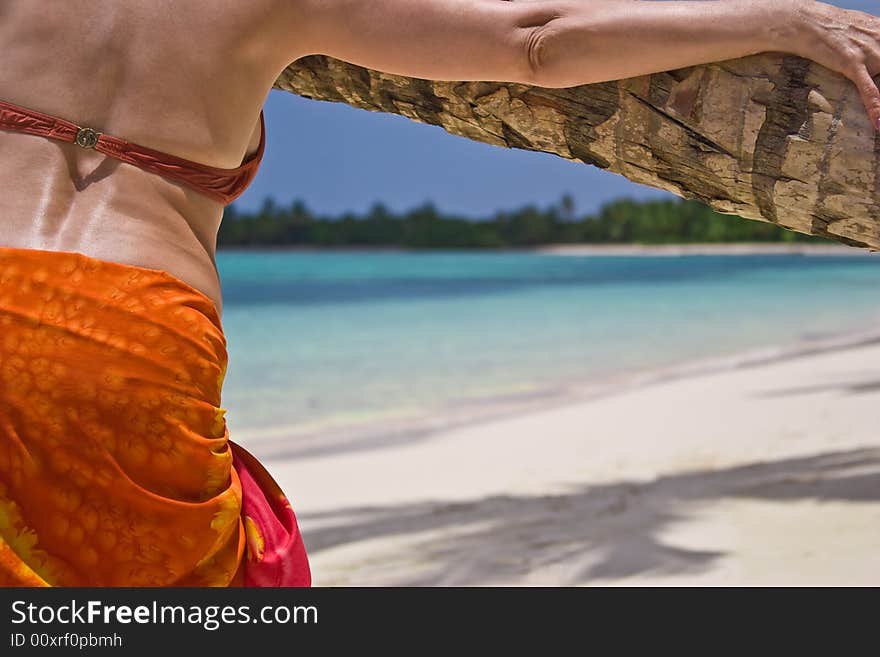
left=1, top=0, right=879, bottom=316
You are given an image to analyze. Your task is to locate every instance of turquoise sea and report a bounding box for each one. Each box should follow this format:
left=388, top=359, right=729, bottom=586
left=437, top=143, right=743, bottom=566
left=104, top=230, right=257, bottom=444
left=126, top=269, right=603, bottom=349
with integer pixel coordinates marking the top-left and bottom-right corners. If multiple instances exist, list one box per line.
left=217, top=250, right=880, bottom=449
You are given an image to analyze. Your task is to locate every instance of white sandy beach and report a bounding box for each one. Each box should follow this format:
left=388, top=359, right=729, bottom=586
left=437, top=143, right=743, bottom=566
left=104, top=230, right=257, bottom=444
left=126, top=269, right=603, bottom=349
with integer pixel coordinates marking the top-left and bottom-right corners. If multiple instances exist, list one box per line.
left=258, top=327, right=880, bottom=587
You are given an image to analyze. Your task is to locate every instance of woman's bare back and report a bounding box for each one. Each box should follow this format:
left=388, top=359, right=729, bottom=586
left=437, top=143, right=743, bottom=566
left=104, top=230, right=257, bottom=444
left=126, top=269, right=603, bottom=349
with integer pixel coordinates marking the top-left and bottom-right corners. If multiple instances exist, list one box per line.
left=0, top=0, right=297, bottom=315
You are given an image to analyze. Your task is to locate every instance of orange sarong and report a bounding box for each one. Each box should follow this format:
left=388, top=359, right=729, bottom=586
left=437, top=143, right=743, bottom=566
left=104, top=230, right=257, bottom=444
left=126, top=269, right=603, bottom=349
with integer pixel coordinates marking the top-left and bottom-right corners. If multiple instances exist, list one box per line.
left=0, top=246, right=310, bottom=586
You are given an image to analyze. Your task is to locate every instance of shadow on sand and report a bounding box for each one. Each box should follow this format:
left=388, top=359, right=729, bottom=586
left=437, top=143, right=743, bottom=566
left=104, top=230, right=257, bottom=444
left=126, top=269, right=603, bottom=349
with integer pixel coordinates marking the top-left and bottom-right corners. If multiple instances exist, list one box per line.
left=759, top=377, right=880, bottom=397
left=299, top=447, right=880, bottom=585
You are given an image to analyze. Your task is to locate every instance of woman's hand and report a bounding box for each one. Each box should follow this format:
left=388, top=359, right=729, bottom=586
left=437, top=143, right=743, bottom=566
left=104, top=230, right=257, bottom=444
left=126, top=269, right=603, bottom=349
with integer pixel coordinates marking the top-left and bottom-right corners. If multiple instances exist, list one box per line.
left=784, top=1, right=880, bottom=131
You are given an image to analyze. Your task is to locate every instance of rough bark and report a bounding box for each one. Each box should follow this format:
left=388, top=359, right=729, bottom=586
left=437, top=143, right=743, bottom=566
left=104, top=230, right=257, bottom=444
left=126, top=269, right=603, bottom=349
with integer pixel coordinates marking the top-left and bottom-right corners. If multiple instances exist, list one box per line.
left=273, top=52, right=880, bottom=250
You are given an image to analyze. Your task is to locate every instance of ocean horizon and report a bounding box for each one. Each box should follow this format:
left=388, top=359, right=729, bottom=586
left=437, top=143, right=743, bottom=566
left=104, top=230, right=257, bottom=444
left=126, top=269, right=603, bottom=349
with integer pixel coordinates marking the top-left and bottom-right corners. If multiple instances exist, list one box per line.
left=216, top=249, right=880, bottom=454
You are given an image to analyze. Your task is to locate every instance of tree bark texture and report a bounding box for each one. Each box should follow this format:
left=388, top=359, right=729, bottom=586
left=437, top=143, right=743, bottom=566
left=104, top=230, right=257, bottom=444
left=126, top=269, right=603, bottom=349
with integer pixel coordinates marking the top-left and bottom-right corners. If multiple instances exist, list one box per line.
left=274, top=53, right=880, bottom=250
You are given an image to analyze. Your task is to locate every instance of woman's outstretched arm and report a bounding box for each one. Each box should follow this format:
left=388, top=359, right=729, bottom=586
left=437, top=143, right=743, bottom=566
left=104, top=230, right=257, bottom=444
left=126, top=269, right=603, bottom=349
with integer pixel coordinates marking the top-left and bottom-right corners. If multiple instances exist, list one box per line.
left=509, top=0, right=796, bottom=86
left=520, top=0, right=880, bottom=130
left=275, top=0, right=880, bottom=130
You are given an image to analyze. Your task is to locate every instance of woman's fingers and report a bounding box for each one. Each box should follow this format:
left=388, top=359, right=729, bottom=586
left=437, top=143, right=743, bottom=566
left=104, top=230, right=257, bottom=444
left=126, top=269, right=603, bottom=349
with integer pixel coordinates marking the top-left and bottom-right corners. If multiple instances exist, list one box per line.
left=792, top=2, right=880, bottom=133
left=847, top=64, right=880, bottom=133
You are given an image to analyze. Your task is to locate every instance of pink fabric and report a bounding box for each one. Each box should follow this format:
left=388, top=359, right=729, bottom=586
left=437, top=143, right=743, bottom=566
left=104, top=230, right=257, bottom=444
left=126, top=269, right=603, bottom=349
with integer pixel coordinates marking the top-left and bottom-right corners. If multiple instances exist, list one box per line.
left=0, top=97, right=264, bottom=205
left=230, top=441, right=312, bottom=587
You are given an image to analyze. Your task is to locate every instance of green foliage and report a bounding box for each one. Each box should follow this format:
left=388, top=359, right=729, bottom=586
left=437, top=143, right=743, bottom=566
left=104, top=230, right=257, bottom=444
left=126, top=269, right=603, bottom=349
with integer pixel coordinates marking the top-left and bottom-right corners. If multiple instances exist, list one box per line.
left=217, top=194, right=829, bottom=248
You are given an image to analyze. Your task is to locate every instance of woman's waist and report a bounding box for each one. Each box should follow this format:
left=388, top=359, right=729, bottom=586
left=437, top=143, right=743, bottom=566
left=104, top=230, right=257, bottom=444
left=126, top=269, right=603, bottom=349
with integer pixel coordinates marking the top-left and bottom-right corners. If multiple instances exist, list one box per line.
left=0, top=150, right=226, bottom=315
left=1, top=219, right=225, bottom=317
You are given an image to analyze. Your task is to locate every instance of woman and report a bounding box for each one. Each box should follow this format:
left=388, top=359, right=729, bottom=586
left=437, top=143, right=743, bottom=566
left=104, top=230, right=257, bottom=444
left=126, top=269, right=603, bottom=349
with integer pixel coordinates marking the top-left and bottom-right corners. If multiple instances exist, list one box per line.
left=0, top=0, right=877, bottom=586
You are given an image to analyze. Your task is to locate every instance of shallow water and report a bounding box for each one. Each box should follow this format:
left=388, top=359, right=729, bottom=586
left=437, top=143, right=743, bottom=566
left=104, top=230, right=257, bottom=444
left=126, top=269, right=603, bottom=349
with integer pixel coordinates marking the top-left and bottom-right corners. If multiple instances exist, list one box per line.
left=217, top=250, right=880, bottom=440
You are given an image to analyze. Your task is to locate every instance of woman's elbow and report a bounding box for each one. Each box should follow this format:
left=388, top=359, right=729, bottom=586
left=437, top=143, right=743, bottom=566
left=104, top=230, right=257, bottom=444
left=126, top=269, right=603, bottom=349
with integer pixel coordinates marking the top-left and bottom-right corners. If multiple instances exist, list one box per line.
left=521, top=2, right=615, bottom=90
left=523, top=17, right=588, bottom=89
left=524, top=23, right=552, bottom=86
left=495, top=0, right=579, bottom=88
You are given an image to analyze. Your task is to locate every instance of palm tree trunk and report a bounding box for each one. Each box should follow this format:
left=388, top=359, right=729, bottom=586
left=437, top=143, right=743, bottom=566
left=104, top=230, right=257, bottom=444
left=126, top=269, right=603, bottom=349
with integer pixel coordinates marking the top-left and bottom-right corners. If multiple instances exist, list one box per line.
left=274, top=52, right=880, bottom=250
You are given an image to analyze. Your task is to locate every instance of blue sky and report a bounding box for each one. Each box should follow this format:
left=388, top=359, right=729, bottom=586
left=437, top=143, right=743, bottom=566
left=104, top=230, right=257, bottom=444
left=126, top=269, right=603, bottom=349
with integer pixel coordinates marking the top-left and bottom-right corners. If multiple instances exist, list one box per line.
left=233, top=0, right=876, bottom=219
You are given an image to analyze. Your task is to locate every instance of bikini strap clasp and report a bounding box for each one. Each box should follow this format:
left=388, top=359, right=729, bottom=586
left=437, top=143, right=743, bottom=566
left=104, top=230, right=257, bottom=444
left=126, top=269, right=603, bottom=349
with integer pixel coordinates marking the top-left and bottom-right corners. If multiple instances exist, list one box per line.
left=74, top=126, right=101, bottom=149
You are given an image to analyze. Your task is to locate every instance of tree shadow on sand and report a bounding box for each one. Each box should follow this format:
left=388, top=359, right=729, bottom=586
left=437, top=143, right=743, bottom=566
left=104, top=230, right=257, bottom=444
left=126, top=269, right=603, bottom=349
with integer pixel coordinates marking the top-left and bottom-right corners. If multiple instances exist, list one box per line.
left=758, top=377, right=880, bottom=397
left=299, top=448, right=880, bottom=585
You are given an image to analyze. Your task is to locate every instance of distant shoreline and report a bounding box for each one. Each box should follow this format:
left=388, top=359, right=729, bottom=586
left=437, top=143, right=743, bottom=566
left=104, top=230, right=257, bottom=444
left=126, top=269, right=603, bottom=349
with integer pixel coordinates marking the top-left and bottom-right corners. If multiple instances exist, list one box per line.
left=218, top=243, right=875, bottom=256
left=535, top=243, right=875, bottom=256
